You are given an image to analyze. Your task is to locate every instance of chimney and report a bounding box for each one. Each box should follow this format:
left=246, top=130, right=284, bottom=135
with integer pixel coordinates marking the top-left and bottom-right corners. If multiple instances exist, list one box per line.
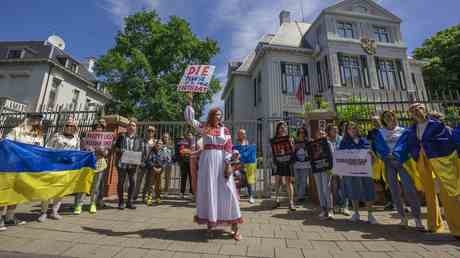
left=85, top=57, right=97, bottom=73
left=279, top=10, right=291, bottom=26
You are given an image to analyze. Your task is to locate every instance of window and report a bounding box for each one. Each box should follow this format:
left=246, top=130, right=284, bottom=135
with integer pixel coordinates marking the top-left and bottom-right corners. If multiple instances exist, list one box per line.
left=338, top=54, right=364, bottom=88
left=375, top=57, right=407, bottom=90
left=337, top=22, right=354, bottom=39
left=47, top=78, right=61, bottom=110
left=324, top=56, right=331, bottom=89
left=71, top=89, right=80, bottom=110
left=257, top=72, right=262, bottom=103
left=374, top=26, right=390, bottom=43
left=253, top=78, right=257, bottom=107
left=7, top=49, right=23, bottom=59
left=302, top=64, right=311, bottom=95
left=411, top=73, right=418, bottom=91
left=317, top=62, right=323, bottom=93
left=69, top=62, right=79, bottom=73
left=281, top=63, right=303, bottom=95
left=57, top=57, right=68, bottom=67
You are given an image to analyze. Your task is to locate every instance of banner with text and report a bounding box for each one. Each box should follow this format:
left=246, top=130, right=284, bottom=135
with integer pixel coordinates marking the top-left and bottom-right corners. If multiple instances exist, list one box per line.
left=82, top=132, right=113, bottom=150
left=307, top=138, right=333, bottom=173
left=177, top=65, right=215, bottom=93
left=333, top=149, right=372, bottom=177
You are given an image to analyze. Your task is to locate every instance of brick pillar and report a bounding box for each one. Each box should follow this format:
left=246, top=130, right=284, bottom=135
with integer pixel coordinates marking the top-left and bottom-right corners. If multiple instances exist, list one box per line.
left=102, top=115, right=129, bottom=197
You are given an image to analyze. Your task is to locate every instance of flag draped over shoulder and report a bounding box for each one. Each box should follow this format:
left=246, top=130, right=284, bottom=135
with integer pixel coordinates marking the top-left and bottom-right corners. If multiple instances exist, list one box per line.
left=0, top=139, right=96, bottom=206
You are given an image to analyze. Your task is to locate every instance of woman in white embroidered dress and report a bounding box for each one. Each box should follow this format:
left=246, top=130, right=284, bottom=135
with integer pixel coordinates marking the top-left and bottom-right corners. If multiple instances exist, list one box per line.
left=184, top=94, right=243, bottom=241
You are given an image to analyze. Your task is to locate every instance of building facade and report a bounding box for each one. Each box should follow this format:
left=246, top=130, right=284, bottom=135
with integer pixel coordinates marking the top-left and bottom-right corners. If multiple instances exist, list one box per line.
left=222, top=0, right=427, bottom=122
left=0, top=38, right=111, bottom=112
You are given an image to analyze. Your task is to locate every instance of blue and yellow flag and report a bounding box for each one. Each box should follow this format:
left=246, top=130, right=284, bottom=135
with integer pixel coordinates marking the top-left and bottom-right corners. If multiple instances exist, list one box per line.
left=0, top=139, right=96, bottom=206
left=403, top=120, right=460, bottom=197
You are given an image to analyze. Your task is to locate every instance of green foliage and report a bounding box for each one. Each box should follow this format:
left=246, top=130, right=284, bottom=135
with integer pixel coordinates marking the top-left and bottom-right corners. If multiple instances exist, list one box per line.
left=95, top=10, right=221, bottom=120
left=413, top=23, right=460, bottom=91
left=336, top=97, right=374, bottom=122
left=444, top=106, right=460, bottom=126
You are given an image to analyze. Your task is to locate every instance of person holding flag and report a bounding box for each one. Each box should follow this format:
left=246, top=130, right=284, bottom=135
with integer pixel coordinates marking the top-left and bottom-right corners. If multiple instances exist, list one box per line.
left=402, top=103, right=460, bottom=237
left=1, top=113, right=44, bottom=230
left=38, top=117, right=81, bottom=222
left=233, top=129, right=257, bottom=204
left=370, top=111, right=424, bottom=230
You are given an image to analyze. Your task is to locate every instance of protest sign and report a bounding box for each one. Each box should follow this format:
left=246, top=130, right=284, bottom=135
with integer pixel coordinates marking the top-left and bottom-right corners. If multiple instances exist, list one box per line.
left=307, top=138, right=333, bottom=173
left=271, top=136, right=294, bottom=166
left=177, top=65, right=215, bottom=93
left=82, top=132, right=113, bottom=150
left=120, top=151, right=143, bottom=165
left=333, top=149, right=372, bottom=177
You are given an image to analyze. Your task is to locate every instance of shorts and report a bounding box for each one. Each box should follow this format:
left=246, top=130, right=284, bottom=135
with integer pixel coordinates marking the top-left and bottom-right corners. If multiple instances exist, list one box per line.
left=243, top=163, right=257, bottom=185
left=273, top=164, right=293, bottom=177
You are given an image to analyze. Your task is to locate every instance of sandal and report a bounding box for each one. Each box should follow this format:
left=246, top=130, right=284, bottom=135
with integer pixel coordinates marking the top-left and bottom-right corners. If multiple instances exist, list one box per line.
left=206, top=229, right=215, bottom=239
left=232, top=230, right=242, bottom=241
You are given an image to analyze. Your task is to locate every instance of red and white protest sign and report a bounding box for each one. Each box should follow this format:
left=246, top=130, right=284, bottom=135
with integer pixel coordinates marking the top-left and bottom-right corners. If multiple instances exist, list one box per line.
left=177, top=65, right=215, bottom=93
left=82, top=132, right=114, bottom=150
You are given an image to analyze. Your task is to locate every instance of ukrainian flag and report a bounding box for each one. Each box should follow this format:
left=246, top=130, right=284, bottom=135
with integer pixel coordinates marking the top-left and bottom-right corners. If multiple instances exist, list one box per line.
left=404, top=120, right=459, bottom=197
left=373, top=128, right=424, bottom=191
left=0, top=139, right=96, bottom=206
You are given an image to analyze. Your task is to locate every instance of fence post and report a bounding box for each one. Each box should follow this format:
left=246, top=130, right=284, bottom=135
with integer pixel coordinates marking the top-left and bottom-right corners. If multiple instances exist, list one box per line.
left=261, top=117, right=272, bottom=198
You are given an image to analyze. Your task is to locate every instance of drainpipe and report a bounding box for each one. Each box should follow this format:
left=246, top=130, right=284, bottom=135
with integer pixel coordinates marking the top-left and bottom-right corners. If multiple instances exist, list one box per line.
left=39, top=63, right=54, bottom=112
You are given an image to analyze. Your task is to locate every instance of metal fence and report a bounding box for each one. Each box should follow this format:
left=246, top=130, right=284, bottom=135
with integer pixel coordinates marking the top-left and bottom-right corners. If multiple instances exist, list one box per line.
left=334, top=88, right=460, bottom=131
left=0, top=107, right=101, bottom=146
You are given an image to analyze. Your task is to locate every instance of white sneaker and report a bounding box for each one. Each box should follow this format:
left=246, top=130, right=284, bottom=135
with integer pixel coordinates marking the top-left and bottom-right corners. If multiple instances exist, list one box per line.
left=415, top=219, right=425, bottom=231
left=37, top=213, right=47, bottom=223
left=249, top=197, right=255, bottom=204
left=368, top=213, right=378, bottom=224
left=327, top=212, right=335, bottom=220
left=50, top=213, right=62, bottom=220
left=399, top=217, right=409, bottom=227
left=350, top=212, right=360, bottom=222
left=342, top=208, right=351, bottom=216
left=0, top=217, right=6, bottom=231
left=318, top=210, right=326, bottom=218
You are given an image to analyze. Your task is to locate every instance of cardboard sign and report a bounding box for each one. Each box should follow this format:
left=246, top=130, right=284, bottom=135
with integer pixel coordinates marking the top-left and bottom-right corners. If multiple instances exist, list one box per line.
left=271, top=136, right=294, bottom=166
left=177, top=65, right=215, bottom=93
left=333, top=149, right=372, bottom=177
left=307, top=138, right=333, bottom=173
left=120, top=151, right=143, bottom=165
left=82, top=132, right=113, bottom=150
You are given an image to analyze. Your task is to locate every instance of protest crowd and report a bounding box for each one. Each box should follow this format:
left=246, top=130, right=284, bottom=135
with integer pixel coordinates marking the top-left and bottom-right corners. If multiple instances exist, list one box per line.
left=1, top=101, right=460, bottom=242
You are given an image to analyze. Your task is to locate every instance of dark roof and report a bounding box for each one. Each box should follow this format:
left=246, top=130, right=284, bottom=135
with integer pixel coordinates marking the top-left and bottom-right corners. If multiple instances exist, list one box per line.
left=0, top=40, right=96, bottom=82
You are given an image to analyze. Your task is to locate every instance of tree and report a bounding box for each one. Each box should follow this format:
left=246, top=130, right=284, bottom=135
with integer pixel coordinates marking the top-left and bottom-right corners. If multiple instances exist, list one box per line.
left=95, top=10, right=221, bottom=120
left=414, top=24, right=460, bottom=91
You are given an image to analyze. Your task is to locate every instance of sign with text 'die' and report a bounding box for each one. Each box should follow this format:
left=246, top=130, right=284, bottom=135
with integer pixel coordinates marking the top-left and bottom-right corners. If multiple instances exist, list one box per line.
left=177, top=65, right=215, bottom=93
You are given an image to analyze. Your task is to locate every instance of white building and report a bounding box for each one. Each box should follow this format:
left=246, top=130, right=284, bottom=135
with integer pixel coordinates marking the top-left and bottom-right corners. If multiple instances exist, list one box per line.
left=0, top=36, right=111, bottom=112
left=222, top=0, right=427, bottom=122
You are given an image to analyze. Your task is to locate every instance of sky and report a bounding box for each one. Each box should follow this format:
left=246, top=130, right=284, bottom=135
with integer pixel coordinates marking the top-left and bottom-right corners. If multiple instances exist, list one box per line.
left=1, top=0, right=459, bottom=115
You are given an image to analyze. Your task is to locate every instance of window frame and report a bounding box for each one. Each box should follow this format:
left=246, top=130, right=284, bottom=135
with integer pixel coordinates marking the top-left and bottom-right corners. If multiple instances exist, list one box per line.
left=282, top=62, right=303, bottom=96
left=373, top=26, right=390, bottom=43
left=375, top=57, right=406, bottom=90
left=6, top=49, right=24, bottom=59
left=338, top=54, right=364, bottom=88
left=71, top=89, right=80, bottom=110
left=336, top=21, right=354, bottom=39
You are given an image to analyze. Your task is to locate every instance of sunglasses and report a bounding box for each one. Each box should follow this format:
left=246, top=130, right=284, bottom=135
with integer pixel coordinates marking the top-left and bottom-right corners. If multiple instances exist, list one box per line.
left=65, top=124, right=76, bottom=128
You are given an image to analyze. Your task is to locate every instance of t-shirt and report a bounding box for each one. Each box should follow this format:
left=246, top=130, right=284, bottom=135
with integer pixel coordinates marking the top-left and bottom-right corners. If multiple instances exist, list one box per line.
left=417, top=121, right=429, bottom=141
left=380, top=126, right=405, bottom=151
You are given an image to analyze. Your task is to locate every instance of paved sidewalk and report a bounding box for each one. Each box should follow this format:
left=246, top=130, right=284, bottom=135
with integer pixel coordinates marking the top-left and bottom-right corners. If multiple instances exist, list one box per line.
left=0, top=196, right=459, bottom=258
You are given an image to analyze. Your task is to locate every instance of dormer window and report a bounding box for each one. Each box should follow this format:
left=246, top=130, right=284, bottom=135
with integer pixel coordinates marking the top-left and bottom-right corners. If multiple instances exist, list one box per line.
left=69, top=62, right=79, bottom=73
left=7, top=49, right=24, bottom=59
left=57, top=56, right=68, bottom=67
left=355, top=6, right=368, bottom=14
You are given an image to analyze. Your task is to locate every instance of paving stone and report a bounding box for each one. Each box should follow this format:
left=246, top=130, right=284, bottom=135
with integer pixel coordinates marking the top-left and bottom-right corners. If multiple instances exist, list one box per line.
left=247, top=245, right=275, bottom=258
left=388, top=252, right=424, bottom=258
left=286, top=240, right=313, bottom=249
left=145, top=249, right=175, bottom=258
left=301, top=249, right=332, bottom=258
left=173, top=251, right=202, bottom=258
left=335, top=241, right=367, bottom=251
left=261, top=238, right=287, bottom=248
left=275, top=247, right=304, bottom=258
left=329, top=251, right=361, bottom=258
left=20, top=239, right=73, bottom=256
left=113, top=247, right=150, bottom=258
left=358, top=252, right=392, bottom=258
left=361, top=241, right=395, bottom=252
left=297, top=232, right=322, bottom=240
left=310, top=241, right=340, bottom=252
left=219, top=245, right=247, bottom=256
left=318, top=233, right=346, bottom=241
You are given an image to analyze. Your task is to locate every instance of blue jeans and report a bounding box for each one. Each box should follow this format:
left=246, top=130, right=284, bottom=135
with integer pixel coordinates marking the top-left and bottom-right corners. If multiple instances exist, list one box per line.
left=344, top=176, right=375, bottom=202
left=383, top=157, right=421, bottom=219
left=314, top=172, right=332, bottom=209
left=332, top=175, right=349, bottom=208
left=295, top=167, right=309, bottom=200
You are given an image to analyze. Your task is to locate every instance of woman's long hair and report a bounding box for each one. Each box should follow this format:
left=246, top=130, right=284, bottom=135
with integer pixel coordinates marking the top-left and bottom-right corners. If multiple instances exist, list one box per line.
left=343, top=121, right=360, bottom=141
left=204, top=107, right=223, bottom=134
left=275, top=121, right=288, bottom=138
